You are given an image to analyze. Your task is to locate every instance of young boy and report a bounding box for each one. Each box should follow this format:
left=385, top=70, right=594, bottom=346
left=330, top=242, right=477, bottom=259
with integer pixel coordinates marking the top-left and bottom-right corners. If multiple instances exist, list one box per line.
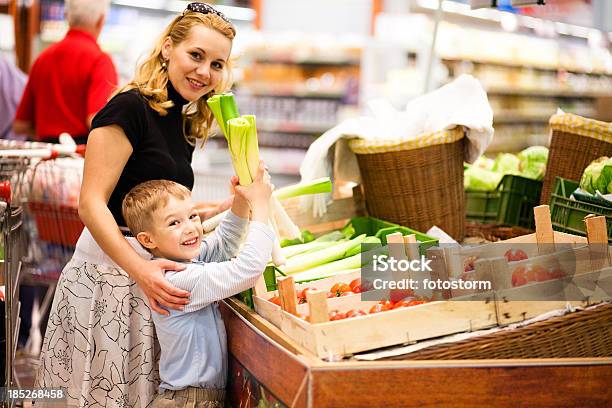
left=121, top=161, right=274, bottom=408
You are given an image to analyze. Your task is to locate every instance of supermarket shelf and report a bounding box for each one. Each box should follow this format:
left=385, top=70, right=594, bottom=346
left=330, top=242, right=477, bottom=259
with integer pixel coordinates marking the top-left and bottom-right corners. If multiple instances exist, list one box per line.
left=252, top=57, right=360, bottom=67
left=213, top=132, right=315, bottom=149
left=257, top=122, right=334, bottom=135
left=442, top=57, right=612, bottom=77
left=494, top=110, right=596, bottom=124
left=494, top=114, right=551, bottom=124
left=486, top=87, right=611, bottom=99
left=237, top=87, right=345, bottom=100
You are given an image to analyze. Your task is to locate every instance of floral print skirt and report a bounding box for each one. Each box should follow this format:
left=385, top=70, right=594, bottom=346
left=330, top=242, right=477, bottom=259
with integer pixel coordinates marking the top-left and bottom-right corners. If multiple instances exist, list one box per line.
left=35, top=228, right=160, bottom=407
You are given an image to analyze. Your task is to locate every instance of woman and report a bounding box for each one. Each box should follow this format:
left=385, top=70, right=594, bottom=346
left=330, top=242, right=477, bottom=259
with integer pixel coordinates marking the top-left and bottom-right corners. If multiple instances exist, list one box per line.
left=36, top=3, right=236, bottom=406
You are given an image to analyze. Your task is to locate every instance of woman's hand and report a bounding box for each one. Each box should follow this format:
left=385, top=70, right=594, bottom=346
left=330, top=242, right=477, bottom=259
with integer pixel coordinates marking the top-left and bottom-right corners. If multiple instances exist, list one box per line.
left=132, top=259, right=190, bottom=316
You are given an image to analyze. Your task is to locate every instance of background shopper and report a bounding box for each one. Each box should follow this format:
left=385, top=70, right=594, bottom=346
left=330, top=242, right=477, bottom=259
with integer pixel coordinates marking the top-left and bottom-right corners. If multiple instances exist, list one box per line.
left=13, top=0, right=117, bottom=144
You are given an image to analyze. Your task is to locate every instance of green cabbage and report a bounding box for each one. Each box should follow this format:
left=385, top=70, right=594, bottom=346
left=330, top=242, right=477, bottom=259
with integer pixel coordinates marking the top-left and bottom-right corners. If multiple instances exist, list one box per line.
left=473, top=156, right=495, bottom=170
left=518, top=146, right=548, bottom=181
left=580, top=156, right=612, bottom=194
left=492, top=153, right=520, bottom=175
left=464, top=165, right=503, bottom=191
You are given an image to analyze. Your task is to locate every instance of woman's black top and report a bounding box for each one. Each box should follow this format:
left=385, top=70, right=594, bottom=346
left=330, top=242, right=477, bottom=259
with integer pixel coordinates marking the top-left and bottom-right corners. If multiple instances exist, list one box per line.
left=91, top=83, right=195, bottom=227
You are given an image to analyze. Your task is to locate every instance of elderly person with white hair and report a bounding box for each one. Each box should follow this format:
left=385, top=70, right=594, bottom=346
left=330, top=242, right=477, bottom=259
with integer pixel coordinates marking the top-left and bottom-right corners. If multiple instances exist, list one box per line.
left=13, top=0, right=117, bottom=144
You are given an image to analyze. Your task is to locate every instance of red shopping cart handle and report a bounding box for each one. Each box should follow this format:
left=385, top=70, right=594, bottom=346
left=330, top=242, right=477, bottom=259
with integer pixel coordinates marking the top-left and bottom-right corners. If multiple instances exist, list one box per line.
left=0, top=180, right=11, bottom=204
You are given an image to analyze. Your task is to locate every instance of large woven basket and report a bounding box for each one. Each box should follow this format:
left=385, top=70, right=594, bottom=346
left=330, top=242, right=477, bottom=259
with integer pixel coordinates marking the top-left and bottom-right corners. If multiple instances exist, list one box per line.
left=387, top=302, right=612, bottom=360
left=540, top=113, right=612, bottom=205
left=349, top=127, right=465, bottom=241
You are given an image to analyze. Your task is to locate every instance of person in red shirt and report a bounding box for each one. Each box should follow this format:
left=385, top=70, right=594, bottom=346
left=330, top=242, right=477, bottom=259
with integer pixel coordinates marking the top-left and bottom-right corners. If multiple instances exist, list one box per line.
left=13, top=0, right=118, bottom=144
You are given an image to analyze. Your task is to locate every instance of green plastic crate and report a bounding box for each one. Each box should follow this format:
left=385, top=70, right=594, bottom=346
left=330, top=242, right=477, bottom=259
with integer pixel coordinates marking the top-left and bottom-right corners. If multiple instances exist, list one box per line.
left=549, top=177, right=612, bottom=242
left=237, top=216, right=439, bottom=308
left=465, top=174, right=542, bottom=229
left=466, top=190, right=500, bottom=223
left=496, top=174, right=542, bottom=228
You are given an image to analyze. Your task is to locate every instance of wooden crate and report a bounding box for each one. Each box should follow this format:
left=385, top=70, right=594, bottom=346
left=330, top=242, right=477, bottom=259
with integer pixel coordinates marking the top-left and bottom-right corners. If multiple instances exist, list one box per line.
left=252, top=204, right=612, bottom=358
left=222, top=298, right=612, bottom=408
left=254, top=290, right=496, bottom=359
left=441, top=208, right=612, bottom=324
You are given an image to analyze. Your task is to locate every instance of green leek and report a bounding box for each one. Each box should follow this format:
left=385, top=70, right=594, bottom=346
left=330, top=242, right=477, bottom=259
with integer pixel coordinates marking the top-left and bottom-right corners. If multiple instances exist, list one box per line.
left=279, top=234, right=367, bottom=275
left=280, top=241, right=337, bottom=259
left=293, top=268, right=362, bottom=284
left=274, top=178, right=332, bottom=201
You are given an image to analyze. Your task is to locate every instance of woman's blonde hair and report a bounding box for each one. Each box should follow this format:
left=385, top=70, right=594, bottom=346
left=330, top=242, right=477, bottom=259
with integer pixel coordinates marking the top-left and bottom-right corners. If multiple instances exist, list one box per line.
left=115, top=11, right=236, bottom=145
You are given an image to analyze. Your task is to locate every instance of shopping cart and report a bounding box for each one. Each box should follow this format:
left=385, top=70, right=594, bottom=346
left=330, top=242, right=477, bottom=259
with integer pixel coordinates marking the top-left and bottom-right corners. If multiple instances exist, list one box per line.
left=0, top=141, right=85, bottom=391
left=1, top=159, right=30, bottom=392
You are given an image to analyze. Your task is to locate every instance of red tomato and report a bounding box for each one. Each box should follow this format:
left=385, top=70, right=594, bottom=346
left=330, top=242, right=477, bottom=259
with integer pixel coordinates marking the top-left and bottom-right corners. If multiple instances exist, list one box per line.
left=269, top=296, right=281, bottom=306
left=525, top=265, right=537, bottom=283
left=463, top=256, right=478, bottom=272
left=351, top=285, right=362, bottom=294
left=298, top=287, right=318, bottom=299
left=369, top=301, right=394, bottom=314
left=390, top=288, right=414, bottom=303
left=369, top=303, right=384, bottom=314
left=549, top=266, right=566, bottom=279
left=504, top=249, right=529, bottom=262
left=345, top=309, right=367, bottom=318
left=349, top=278, right=361, bottom=291
left=392, top=299, right=412, bottom=309
left=534, top=265, right=551, bottom=282
left=361, top=279, right=374, bottom=291
left=330, top=283, right=352, bottom=296
left=511, top=266, right=528, bottom=287
left=329, top=310, right=347, bottom=321
left=326, top=292, right=336, bottom=298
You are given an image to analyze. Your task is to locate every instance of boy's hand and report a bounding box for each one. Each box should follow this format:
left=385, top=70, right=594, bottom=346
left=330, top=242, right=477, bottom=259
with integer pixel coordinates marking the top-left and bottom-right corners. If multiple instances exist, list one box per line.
left=235, top=161, right=273, bottom=222
left=230, top=176, right=250, bottom=218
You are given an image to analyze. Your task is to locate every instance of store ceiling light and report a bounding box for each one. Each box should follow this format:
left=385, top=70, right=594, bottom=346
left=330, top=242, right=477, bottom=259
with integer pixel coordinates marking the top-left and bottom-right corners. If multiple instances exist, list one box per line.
left=415, top=0, right=610, bottom=41
left=112, top=0, right=254, bottom=21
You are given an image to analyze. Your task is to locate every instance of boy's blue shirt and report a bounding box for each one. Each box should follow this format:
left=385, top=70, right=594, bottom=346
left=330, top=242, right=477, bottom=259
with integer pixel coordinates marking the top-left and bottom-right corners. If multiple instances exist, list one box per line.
left=151, top=211, right=274, bottom=391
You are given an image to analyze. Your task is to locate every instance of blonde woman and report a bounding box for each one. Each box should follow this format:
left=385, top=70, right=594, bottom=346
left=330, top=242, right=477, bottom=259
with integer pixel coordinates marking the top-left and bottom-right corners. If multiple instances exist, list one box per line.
left=36, top=3, right=236, bottom=406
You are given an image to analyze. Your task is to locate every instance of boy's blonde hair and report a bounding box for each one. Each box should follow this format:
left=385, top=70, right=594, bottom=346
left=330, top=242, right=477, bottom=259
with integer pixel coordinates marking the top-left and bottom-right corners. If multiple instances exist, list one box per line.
left=122, top=180, right=192, bottom=235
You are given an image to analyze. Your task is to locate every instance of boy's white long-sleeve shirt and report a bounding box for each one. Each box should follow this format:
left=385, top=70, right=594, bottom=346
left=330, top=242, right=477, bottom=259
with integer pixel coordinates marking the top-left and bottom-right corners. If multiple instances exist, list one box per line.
left=152, top=211, right=274, bottom=391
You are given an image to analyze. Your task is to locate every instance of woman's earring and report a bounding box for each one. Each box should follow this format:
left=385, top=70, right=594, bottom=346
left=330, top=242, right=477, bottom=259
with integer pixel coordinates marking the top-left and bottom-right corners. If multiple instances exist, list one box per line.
left=162, top=59, right=168, bottom=70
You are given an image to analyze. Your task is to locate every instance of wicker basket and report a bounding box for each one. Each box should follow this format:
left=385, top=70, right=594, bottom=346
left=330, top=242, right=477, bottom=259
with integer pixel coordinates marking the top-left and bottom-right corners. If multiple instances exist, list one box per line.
left=540, top=113, right=612, bottom=205
left=349, top=127, right=465, bottom=241
left=386, top=302, right=612, bottom=360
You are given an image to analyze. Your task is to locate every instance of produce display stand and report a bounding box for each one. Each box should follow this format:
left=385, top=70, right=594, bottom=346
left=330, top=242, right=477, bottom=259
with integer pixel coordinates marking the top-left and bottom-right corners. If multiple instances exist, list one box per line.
left=222, top=195, right=611, bottom=407
left=221, top=299, right=611, bottom=407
